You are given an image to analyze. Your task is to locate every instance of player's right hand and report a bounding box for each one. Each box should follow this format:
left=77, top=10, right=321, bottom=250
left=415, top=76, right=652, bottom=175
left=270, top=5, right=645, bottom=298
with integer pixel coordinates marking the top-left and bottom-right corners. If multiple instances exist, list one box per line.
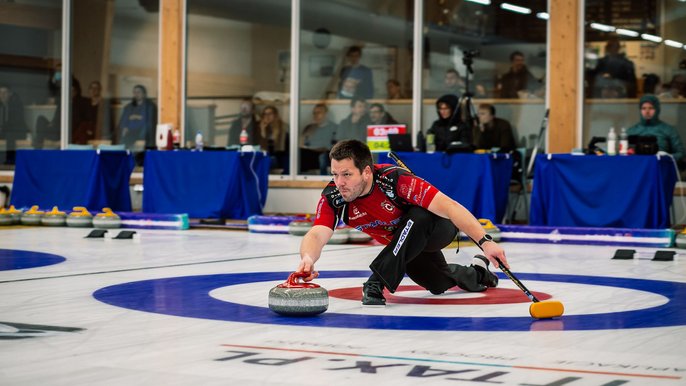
left=296, top=256, right=318, bottom=282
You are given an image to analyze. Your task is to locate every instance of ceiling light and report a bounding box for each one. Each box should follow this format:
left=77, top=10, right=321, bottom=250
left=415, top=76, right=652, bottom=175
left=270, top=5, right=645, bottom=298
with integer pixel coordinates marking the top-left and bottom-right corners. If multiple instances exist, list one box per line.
left=500, top=3, right=531, bottom=14
left=590, top=23, right=615, bottom=32
left=664, top=39, right=683, bottom=48
left=641, top=33, right=662, bottom=43
left=536, top=12, right=549, bottom=20
left=466, top=0, right=491, bottom=5
left=615, top=28, right=639, bottom=37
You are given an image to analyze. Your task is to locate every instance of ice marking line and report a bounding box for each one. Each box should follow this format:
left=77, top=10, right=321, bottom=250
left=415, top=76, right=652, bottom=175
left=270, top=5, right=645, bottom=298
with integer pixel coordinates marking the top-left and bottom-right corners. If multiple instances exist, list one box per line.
left=220, top=344, right=681, bottom=380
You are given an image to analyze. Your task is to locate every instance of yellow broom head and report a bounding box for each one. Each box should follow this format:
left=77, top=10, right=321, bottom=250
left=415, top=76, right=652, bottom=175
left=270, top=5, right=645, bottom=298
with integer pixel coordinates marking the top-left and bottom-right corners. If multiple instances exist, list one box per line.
left=529, top=300, right=564, bottom=319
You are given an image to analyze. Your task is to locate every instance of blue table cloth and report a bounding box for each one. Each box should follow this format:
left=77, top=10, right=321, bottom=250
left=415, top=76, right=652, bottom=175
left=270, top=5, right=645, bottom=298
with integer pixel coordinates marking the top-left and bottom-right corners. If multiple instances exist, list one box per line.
left=11, top=150, right=135, bottom=212
left=378, top=152, right=514, bottom=222
left=143, top=151, right=270, bottom=219
left=530, top=154, right=677, bottom=228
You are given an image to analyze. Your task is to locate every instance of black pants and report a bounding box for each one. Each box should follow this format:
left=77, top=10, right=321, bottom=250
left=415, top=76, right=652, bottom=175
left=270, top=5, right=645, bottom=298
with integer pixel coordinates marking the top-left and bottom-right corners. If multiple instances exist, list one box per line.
left=369, top=206, right=458, bottom=294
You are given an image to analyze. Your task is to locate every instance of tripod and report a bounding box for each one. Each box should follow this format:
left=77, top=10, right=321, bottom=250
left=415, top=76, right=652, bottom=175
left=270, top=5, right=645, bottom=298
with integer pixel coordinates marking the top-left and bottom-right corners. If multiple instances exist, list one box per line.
left=459, top=50, right=480, bottom=140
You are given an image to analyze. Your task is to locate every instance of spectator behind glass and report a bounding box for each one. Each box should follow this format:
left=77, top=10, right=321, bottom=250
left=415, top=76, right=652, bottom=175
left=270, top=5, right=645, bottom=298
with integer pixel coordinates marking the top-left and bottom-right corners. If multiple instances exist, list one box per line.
left=386, top=79, right=404, bottom=99
left=35, top=75, right=88, bottom=148
left=336, top=98, right=370, bottom=143
left=338, top=46, right=374, bottom=99
left=496, top=51, right=541, bottom=99
left=592, top=37, right=637, bottom=98
left=443, top=69, right=465, bottom=97
left=258, top=105, right=289, bottom=174
left=71, top=79, right=99, bottom=144
left=228, top=98, right=259, bottom=146
left=474, top=103, right=515, bottom=152
left=82, top=81, right=113, bottom=142
left=425, top=94, right=472, bottom=152
left=368, top=103, right=398, bottom=125
left=301, top=103, right=337, bottom=175
left=627, top=95, right=685, bottom=162
left=118, top=84, right=157, bottom=150
left=0, top=85, right=28, bottom=164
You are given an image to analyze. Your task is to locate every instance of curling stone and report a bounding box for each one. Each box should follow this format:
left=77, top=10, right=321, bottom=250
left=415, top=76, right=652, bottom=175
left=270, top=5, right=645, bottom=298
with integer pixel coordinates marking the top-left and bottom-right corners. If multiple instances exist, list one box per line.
left=66, top=207, right=93, bottom=228
left=348, top=227, right=372, bottom=243
left=20, top=206, right=44, bottom=226
left=288, top=219, right=313, bottom=236
left=268, top=272, right=328, bottom=316
left=92, top=208, right=122, bottom=229
left=479, top=219, right=501, bottom=242
left=6, top=205, right=22, bottom=224
left=0, top=208, right=12, bottom=226
left=328, top=226, right=350, bottom=244
left=676, top=228, right=686, bottom=248
left=41, top=206, right=67, bottom=226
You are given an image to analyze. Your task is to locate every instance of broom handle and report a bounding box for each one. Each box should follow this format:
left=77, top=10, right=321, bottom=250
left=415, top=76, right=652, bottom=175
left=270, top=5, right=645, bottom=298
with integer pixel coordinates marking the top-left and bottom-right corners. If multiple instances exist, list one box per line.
left=495, top=257, right=540, bottom=303
left=388, top=151, right=413, bottom=173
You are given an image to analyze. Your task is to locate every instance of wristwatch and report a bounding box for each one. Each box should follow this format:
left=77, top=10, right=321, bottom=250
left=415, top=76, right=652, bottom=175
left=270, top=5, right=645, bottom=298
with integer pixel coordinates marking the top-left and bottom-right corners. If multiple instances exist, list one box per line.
left=477, top=234, right=494, bottom=247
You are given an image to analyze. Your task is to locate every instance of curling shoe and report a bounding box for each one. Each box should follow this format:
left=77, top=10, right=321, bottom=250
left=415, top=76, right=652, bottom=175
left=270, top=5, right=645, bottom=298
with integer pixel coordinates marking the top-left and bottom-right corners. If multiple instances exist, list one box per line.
left=472, top=255, right=499, bottom=288
left=448, top=264, right=486, bottom=292
left=362, top=281, right=386, bottom=307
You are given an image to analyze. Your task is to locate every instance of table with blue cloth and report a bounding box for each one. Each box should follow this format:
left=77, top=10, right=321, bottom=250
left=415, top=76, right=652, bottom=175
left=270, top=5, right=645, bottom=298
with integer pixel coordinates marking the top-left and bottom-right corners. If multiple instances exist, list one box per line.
left=143, top=151, right=270, bottom=219
left=11, top=149, right=135, bottom=212
left=377, top=152, right=513, bottom=222
left=530, top=154, right=678, bottom=228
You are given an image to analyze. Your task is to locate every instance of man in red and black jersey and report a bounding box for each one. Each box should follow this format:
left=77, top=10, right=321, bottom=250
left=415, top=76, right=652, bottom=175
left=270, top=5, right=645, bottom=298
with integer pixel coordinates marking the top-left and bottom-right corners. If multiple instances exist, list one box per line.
left=296, top=139, right=509, bottom=306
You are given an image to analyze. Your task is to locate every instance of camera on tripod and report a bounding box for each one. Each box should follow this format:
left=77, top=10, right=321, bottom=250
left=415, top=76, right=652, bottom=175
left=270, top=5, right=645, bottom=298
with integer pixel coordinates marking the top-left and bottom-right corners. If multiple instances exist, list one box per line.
left=462, top=49, right=479, bottom=73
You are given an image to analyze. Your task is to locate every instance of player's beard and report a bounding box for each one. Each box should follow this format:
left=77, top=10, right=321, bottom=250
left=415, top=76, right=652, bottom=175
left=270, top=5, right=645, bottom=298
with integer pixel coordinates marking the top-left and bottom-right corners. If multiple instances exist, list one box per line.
left=341, top=178, right=368, bottom=202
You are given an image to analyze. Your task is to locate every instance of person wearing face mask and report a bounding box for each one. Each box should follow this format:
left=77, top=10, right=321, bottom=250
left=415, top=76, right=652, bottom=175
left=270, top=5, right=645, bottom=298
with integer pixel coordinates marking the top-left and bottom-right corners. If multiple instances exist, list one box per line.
left=627, top=94, right=685, bottom=161
left=228, top=98, right=260, bottom=147
left=117, top=84, right=157, bottom=150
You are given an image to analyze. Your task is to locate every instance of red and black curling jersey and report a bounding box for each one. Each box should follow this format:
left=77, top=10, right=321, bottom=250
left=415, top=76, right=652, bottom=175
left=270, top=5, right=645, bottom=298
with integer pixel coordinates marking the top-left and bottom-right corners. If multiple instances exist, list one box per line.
left=313, top=164, right=440, bottom=244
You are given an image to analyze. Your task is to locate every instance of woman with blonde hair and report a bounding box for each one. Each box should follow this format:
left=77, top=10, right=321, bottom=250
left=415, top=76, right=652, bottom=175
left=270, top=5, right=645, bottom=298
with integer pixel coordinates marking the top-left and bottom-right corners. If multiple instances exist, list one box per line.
left=259, top=105, right=289, bottom=173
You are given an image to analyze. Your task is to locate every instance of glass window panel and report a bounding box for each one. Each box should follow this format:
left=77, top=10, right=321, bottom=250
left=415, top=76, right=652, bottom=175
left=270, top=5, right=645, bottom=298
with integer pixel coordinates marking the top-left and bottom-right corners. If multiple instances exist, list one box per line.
left=0, top=0, right=62, bottom=167
left=583, top=0, right=686, bottom=165
left=422, top=0, right=547, bottom=154
left=185, top=0, right=291, bottom=175
left=298, top=0, right=414, bottom=175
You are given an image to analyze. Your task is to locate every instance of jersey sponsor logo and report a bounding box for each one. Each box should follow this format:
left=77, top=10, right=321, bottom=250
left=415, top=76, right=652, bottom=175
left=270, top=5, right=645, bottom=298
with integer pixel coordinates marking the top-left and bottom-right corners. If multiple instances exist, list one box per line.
left=349, top=206, right=367, bottom=220
left=381, top=200, right=395, bottom=213
left=393, top=219, right=414, bottom=256
left=399, top=184, right=409, bottom=197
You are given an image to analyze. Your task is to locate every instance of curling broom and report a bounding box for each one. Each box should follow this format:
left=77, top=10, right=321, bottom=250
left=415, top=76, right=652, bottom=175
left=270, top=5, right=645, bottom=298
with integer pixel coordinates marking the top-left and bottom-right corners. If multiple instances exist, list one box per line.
left=495, top=257, right=564, bottom=319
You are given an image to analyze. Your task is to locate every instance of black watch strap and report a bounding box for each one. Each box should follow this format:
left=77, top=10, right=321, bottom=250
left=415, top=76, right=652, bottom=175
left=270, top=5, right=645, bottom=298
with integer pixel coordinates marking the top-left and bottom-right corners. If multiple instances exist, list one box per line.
left=477, top=234, right=494, bottom=246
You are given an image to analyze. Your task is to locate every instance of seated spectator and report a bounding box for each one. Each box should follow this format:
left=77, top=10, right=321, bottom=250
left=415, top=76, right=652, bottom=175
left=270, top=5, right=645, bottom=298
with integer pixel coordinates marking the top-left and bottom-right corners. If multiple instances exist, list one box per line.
left=443, top=69, right=466, bottom=97
left=496, top=51, right=541, bottom=98
left=118, top=84, right=157, bottom=150
left=258, top=105, right=289, bottom=173
left=627, top=95, right=685, bottom=162
left=0, top=85, right=28, bottom=164
left=473, top=104, right=515, bottom=152
left=82, top=81, right=113, bottom=141
left=300, top=103, right=337, bottom=174
left=386, top=79, right=405, bottom=99
left=338, top=46, right=374, bottom=99
left=368, top=103, right=398, bottom=125
left=425, top=94, right=472, bottom=152
left=336, top=98, right=370, bottom=142
left=228, top=98, right=260, bottom=146
left=592, top=37, right=637, bottom=98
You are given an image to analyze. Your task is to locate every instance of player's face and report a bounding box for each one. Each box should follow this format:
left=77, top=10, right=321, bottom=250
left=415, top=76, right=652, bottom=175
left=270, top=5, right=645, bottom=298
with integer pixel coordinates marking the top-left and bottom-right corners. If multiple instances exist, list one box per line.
left=331, top=158, right=371, bottom=202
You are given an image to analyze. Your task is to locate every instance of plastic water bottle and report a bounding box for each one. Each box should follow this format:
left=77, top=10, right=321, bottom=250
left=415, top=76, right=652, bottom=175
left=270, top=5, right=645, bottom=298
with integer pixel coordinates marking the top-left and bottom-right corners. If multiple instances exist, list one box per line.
left=619, top=127, right=628, bottom=155
left=426, top=133, right=436, bottom=154
left=195, top=131, right=204, bottom=151
left=607, top=127, right=617, bottom=155
left=239, top=128, right=249, bottom=145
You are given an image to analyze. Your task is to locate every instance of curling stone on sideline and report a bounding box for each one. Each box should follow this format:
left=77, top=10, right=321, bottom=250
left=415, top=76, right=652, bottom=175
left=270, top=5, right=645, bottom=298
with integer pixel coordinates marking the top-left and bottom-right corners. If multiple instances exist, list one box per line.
left=676, top=228, right=686, bottom=248
left=92, top=208, right=122, bottom=229
left=478, top=218, right=501, bottom=242
left=328, top=226, right=350, bottom=244
left=20, top=206, right=44, bottom=226
left=41, top=206, right=67, bottom=226
left=66, top=207, right=93, bottom=228
left=6, top=205, right=22, bottom=224
left=348, top=227, right=372, bottom=243
left=288, top=218, right=313, bottom=236
left=0, top=208, right=12, bottom=226
left=268, top=272, right=328, bottom=316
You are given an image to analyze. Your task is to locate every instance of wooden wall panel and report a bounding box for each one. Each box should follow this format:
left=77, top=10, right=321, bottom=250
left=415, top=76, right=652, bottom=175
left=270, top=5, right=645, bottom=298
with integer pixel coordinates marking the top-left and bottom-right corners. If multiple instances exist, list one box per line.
left=160, top=0, right=182, bottom=131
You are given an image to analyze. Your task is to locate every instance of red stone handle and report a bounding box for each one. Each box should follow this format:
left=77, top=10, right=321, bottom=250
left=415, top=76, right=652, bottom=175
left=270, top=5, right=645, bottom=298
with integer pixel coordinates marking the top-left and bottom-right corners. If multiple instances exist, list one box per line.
left=278, top=272, right=321, bottom=288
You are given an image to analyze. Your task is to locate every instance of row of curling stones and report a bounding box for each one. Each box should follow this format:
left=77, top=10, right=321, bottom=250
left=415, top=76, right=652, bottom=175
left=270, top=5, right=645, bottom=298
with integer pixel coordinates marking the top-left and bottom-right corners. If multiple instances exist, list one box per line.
left=288, top=219, right=372, bottom=244
left=268, top=272, right=328, bottom=316
left=6, top=205, right=123, bottom=228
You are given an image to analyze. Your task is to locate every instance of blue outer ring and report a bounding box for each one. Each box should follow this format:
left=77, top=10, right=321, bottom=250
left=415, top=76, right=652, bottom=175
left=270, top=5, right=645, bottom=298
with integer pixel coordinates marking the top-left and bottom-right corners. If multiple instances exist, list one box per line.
left=93, top=270, right=686, bottom=331
left=0, top=249, right=66, bottom=271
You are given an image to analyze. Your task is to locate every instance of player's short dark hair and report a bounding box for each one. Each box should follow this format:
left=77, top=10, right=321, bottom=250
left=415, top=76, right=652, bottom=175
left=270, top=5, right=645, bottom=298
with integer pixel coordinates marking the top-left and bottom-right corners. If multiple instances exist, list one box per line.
left=330, top=139, right=373, bottom=174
